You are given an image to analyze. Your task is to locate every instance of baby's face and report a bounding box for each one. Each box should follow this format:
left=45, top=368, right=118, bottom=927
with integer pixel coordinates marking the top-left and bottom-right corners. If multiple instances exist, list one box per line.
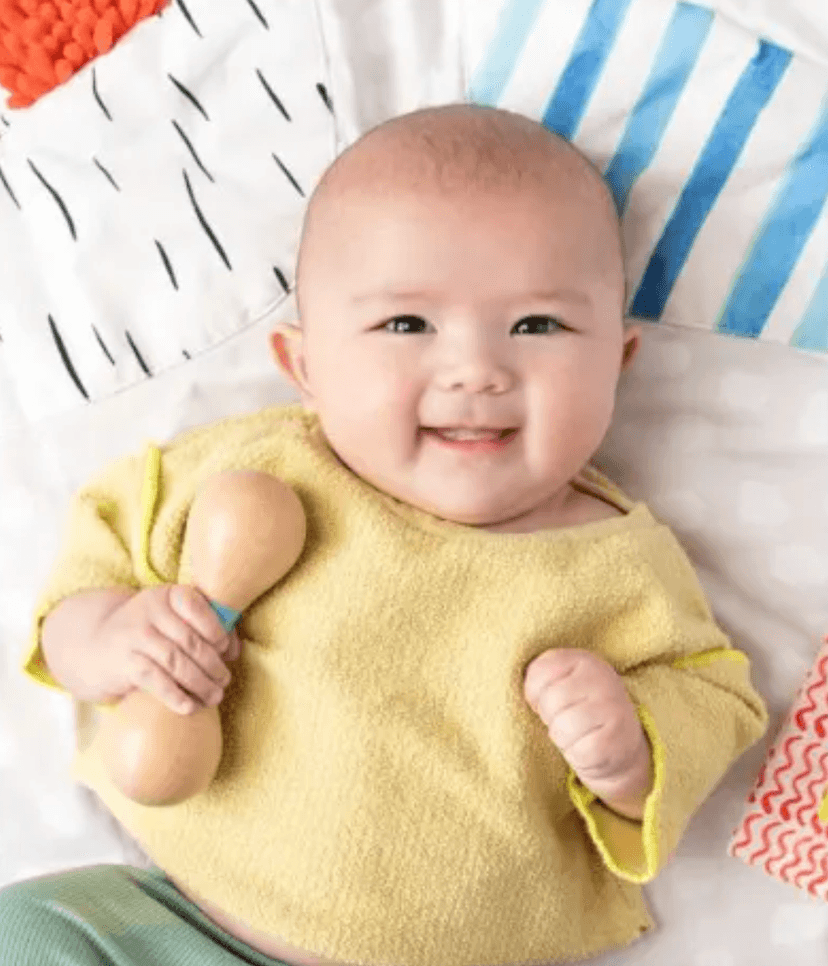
left=285, top=177, right=638, bottom=530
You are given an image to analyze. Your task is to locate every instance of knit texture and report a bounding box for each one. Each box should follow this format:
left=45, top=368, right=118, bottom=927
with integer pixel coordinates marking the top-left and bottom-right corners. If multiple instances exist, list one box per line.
left=24, top=403, right=768, bottom=966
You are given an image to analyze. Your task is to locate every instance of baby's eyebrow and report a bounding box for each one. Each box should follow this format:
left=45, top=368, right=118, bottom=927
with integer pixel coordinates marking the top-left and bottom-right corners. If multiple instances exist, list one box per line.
left=521, top=289, right=593, bottom=307
left=350, top=290, right=436, bottom=305
left=350, top=289, right=594, bottom=307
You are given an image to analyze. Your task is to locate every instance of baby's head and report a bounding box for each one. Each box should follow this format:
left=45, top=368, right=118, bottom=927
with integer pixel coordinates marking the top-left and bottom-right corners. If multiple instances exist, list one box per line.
left=273, top=104, right=640, bottom=530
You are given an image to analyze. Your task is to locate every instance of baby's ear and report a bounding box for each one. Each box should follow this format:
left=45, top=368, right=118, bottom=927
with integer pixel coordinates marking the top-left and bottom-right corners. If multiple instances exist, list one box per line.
left=270, top=322, right=314, bottom=405
left=620, top=323, right=642, bottom=371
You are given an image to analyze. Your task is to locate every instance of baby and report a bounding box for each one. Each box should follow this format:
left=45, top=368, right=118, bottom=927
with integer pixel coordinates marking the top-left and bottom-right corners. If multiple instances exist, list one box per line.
left=2, top=105, right=766, bottom=966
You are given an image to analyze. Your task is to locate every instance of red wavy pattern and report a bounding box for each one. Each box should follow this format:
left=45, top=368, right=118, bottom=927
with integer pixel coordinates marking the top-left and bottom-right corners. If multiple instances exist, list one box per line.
left=729, top=638, right=828, bottom=899
left=794, top=655, right=828, bottom=730
left=759, top=734, right=803, bottom=814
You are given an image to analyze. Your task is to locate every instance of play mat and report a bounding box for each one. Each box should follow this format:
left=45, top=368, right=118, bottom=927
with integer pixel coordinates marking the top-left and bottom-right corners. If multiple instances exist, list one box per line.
left=1, top=1, right=827, bottom=963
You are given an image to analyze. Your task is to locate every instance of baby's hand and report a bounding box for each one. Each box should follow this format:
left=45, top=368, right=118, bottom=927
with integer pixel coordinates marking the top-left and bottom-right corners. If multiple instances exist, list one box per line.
left=93, top=585, right=240, bottom=715
left=523, top=648, right=652, bottom=817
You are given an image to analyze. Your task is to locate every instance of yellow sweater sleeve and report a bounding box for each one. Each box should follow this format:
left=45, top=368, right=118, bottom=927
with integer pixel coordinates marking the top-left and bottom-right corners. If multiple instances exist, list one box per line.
left=566, top=532, right=768, bottom=884
left=22, top=447, right=164, bottom=691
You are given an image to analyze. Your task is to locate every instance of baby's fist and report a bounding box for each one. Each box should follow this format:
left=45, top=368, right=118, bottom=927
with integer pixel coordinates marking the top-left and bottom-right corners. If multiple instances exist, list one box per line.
left=523, top=649, right=650, bottom=806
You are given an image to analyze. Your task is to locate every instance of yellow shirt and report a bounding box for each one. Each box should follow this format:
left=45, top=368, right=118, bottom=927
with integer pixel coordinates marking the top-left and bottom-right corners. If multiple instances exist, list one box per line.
left=24, top=403, right=767, bottom=966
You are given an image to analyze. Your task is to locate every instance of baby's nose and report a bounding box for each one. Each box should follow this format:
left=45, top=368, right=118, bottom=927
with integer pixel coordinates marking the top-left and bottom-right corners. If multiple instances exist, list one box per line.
left=435, top=352, right=514, bottom=395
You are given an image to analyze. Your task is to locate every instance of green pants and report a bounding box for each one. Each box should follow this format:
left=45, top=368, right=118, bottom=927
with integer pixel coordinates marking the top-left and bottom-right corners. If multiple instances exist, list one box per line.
left=0, top=864, right=291, bottom=966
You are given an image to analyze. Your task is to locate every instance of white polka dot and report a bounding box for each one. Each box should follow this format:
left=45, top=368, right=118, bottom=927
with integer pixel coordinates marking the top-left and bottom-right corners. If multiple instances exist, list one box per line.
left=798, top=391, right=828, bottom=447
left=718, top=371, right=771, bottom=413
left=770, top=544, right=828, bottom=587
left=658, top=340, right=694, bottom=377
left=770, top=902, right=828, bottom=945
left=736, top=480, right=792, bottom=528
left=694, top=950, right=735, bottom=966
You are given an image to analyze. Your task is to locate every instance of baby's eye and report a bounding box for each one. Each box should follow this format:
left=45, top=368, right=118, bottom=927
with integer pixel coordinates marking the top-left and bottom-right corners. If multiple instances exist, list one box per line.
left=381, top=315, right=429, bottom=334
left=512, top=315, right=565, bottom=335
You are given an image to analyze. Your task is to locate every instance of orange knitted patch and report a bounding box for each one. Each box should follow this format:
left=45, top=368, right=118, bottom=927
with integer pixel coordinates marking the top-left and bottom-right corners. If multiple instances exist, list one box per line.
left=0, top=0, right=169, bottom=109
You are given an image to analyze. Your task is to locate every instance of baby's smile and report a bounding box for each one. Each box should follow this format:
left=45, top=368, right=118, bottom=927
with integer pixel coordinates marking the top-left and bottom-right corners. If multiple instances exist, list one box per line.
left=420, top=426, right=518, bottom=452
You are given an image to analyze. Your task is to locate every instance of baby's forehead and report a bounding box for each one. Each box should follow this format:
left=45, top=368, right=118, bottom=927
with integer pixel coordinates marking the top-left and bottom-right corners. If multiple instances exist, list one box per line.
left=316, top=107, right=603, bottom=204
left=296, top=106, right=624, bottom=303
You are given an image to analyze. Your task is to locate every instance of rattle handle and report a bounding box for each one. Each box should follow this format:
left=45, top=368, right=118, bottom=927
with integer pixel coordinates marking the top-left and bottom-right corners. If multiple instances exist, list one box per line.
left=211, top=600, right=242, bottom=632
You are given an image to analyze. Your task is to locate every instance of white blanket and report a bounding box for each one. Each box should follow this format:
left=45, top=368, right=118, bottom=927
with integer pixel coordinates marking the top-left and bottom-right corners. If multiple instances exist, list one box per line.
left=2, top=1, right=828, bottom=964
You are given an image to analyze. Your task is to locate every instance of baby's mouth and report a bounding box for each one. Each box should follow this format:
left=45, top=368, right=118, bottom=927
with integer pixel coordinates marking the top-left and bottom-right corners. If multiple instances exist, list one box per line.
left=423, top=427, right=517, bottom=441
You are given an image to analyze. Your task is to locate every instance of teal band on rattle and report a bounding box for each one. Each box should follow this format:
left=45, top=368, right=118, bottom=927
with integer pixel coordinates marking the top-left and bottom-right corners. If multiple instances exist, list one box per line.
left=210, top=600, right=242, bottom=631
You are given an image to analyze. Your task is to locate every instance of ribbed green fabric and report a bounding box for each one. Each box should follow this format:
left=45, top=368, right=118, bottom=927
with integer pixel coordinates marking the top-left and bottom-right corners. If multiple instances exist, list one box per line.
left=0, top=865, right=290, bottom=966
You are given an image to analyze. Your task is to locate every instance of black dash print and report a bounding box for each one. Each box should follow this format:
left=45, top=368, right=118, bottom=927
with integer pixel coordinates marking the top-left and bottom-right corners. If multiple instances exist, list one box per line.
left=155, top=239, right=179, bottom=289
left=92, top=67, right=112, bottom=121
left=48, top=315, right=88, bottom=399
left=256, top=69, right=290, bottom=120
left=242, top=0, right=268, bottom=29
left=1, top=115, right=10, bottom=127
left=183, top=169, right=231, bottom=269
left=0, top=162, right=20, bottom=209
left=93, top=157, right=120, bottom=191
left=316, top=83, right=333, bottom=112
left=271, top=153, right=304, bottom=197
left=273, top=266, right=290, bottom=293
left=125, top=330, right=152, bottom=376
left=168, top=74, right=209, bottom=120
left=28, top=160, right=76, bottom=239
left=171, top=120, right=214, bottom=182
left=175, top=0, right=202, bottom=37
left=182, top=349, right=191, bottom=360
left=92, top=325, right=115, bottom=364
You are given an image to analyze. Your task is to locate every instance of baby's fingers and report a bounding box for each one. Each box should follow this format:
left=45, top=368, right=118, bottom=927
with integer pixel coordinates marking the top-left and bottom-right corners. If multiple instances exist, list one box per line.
left=154, top=593, right=233, bottom=689
left=127, top=634, right=208, bottom=715
left=169, top=585, right=234, bottom=648
left=523, top=649, right=583, bottom=711
left=135, top=621, right=229, bottom=711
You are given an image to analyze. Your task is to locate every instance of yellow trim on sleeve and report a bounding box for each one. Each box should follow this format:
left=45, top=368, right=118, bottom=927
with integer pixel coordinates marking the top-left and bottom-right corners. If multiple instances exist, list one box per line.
left=567, top=705, right=665, bottom=883
left=21, top=443, right=166, bottom=693
left=21, top=627, right=65, bottom=692
left=135, top=444, right=165, bottom=587
left=671, top=648, right=747, bottom=671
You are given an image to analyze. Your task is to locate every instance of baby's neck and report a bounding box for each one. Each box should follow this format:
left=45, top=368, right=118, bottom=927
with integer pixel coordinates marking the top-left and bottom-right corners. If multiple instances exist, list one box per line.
left=479, top=484, right=623, bottom=535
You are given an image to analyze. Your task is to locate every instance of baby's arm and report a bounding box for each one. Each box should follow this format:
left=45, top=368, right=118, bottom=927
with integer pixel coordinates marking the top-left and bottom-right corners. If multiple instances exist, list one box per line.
left=41, top=585, right=239, bottom=713
left=524, top=648, right=652, bottom=819
left=525, top=643, right=766, bottom=882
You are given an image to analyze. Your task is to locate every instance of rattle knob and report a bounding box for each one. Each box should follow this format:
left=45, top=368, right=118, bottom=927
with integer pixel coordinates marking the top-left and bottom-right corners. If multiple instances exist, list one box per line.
left=186, top=470, right=306, bottom=612
left=97, top=692, right=222, bottom=806
left=99, top=470, right=306, bottom=806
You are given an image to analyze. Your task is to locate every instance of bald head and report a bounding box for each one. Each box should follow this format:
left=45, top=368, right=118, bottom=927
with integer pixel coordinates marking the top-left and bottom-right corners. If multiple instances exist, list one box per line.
left=296, top=104, right=625, bottom=317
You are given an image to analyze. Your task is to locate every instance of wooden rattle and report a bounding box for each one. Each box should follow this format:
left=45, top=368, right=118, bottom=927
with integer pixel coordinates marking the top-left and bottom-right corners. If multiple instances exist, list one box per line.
left=96, top=470, right=306, bottom=806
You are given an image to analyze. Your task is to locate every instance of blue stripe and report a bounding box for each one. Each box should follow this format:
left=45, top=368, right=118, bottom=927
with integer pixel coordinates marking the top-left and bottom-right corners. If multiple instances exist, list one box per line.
left=541, top=0, right=636, bottom=139
left=717, top=98, right=828, bottom=338
left=468, top=0, right=546, bottom=105
left=630, top=40, right=792, bottom=320
left=210, top=600, right=242, bottom=631
left=604, top=3, right=714, bottom=214
left=791, top=264, right=828, bottom=352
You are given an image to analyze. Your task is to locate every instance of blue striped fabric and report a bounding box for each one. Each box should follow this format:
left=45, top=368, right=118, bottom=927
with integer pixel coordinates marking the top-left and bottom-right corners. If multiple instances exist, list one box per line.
left=467, top=0, right=828, bottom=354
left=468, top=0, right=546, bottom=105
left=603, top=3, right=714, bottom=214
left=717, top=97, right=828, bottom=339
left=629, top=39, right=792, bottom=319
left=792, top=267, right=828, bottom=352
left=542, top=0, right=635, bottom=138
